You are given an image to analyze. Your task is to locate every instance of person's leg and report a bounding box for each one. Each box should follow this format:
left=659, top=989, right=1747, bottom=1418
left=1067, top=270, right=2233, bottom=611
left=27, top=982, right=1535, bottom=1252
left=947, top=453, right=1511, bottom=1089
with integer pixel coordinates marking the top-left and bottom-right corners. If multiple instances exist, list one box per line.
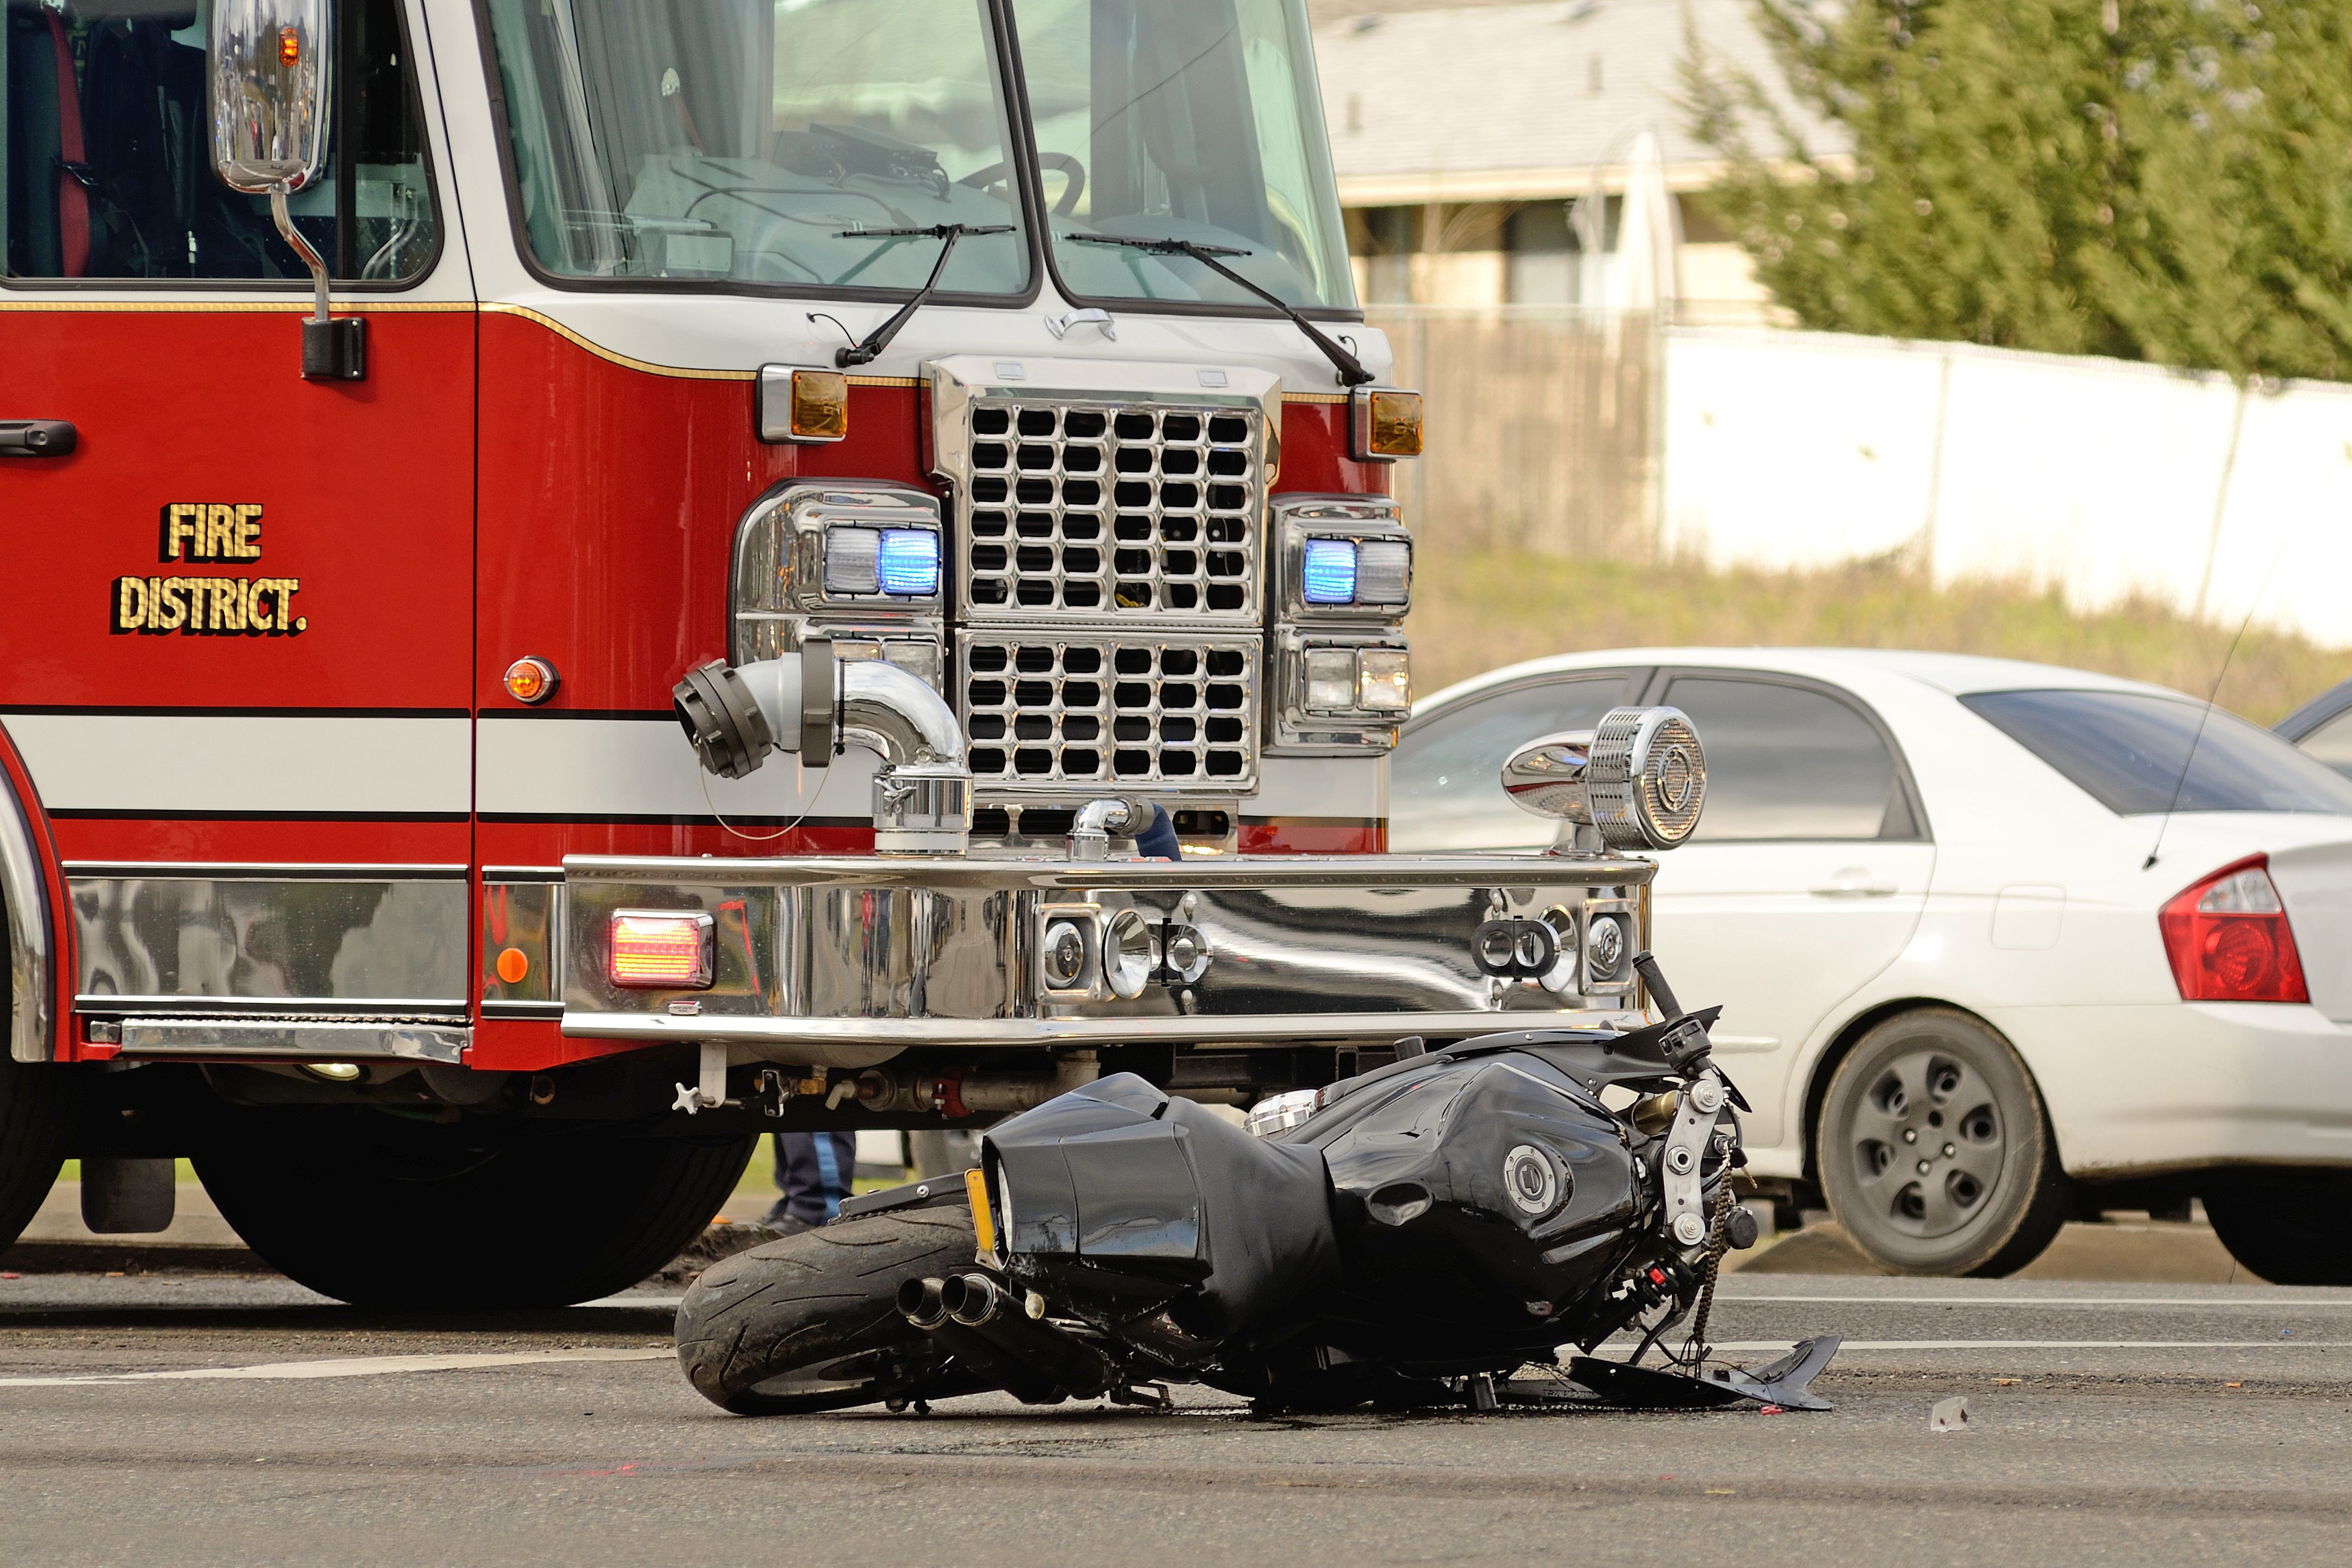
left=760, top=1132, right=794, bottom=1227
left=810, top=1131, right=855, bottom=1220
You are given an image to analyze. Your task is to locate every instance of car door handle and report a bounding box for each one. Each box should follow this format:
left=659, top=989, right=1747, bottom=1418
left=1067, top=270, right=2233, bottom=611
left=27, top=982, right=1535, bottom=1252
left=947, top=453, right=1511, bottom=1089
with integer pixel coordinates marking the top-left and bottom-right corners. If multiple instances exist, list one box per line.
left=0, top=420, right=77, bottom=458
left=1810, top=873, right=1898, bottom=898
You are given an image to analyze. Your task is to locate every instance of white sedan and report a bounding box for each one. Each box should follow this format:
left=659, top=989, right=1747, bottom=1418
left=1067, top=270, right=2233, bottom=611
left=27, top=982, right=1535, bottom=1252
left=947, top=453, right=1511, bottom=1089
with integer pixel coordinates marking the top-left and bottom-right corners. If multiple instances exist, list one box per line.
left=1392, top=649, right=2352, bottom=1280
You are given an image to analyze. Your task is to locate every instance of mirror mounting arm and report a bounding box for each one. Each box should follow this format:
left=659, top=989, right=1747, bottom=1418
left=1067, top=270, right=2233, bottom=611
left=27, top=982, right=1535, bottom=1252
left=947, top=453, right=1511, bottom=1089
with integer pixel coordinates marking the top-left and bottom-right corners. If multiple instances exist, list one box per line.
left=272, top=187, right=366, bottom=381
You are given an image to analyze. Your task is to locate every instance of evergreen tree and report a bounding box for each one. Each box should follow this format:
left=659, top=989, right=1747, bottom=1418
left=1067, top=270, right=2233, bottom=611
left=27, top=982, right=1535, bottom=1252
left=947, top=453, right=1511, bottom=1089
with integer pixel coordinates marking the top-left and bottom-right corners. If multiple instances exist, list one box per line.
left=1683, top=1, right=2352, bottom=381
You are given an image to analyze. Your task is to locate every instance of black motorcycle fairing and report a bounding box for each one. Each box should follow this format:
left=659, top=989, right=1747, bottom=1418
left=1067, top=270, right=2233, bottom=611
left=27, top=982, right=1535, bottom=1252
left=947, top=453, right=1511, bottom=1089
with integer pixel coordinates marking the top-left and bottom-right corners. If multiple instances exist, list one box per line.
left=1313, top=1058, right=1643, bottom=1353
left=982, top=1073, right=1342, bottom=1338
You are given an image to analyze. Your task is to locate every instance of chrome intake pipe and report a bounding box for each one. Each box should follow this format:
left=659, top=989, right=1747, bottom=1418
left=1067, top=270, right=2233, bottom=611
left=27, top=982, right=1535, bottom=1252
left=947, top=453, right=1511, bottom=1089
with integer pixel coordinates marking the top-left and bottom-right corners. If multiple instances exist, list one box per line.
left=674, top=638, right=971, bottom=855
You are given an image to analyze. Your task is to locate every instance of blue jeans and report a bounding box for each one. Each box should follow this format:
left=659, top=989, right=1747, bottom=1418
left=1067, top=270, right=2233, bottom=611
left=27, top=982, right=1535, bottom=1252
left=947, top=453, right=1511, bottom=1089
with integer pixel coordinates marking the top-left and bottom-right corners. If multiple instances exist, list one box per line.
left=773, top=1131, right=855, bottom=1225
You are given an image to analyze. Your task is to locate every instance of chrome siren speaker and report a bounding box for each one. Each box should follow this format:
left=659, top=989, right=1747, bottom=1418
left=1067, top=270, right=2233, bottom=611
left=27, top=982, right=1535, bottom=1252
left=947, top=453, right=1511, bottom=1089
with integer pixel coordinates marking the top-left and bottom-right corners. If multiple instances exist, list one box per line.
left=1499, top=706, right=1706, bottom=850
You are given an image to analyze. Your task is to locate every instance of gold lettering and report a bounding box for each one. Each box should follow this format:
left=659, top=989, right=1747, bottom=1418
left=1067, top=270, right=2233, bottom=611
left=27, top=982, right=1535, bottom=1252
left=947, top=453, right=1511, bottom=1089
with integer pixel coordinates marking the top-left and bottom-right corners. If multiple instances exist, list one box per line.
left=162, top=503, right=197, bottom=562
left=113, top=576, right=147, bottom=632
left=234, top=504, right=263, bottom=559
left=280, top=578, right=304, bottom=633
left=206, top=504, right=237, bottom=561
left=156, top=578, right=187, bottom=632
left=232, top=578, right=256, bottom=634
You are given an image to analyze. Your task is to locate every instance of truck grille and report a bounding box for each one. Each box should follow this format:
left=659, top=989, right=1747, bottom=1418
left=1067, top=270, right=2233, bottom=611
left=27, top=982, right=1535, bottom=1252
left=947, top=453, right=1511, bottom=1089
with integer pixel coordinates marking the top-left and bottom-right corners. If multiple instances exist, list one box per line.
left=959, top=632, right=1258, bottom=793
left=959, top=400, right=1262, bottom=621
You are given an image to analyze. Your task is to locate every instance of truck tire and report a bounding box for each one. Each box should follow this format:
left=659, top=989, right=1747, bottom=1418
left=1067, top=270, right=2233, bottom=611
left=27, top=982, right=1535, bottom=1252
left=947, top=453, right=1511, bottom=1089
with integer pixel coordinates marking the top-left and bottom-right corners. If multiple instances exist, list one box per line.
left=1817, top=1008, right=2071, bottom=1277
left=2204, top=1175, right=2352, bottom=1286
left=676, top=1205, right=983, bottom=1416
left=194, top=1115, right=754, bottom=1308
left=0, top=1055, right=77, bottom=1251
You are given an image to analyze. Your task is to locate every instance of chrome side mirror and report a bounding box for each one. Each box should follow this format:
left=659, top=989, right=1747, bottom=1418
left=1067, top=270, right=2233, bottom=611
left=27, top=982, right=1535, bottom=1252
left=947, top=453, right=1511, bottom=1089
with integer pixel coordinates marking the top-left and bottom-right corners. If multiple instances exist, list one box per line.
left=208, top=0, right=364, bottom=379
left=1502, top=706, right=1706, bottom=851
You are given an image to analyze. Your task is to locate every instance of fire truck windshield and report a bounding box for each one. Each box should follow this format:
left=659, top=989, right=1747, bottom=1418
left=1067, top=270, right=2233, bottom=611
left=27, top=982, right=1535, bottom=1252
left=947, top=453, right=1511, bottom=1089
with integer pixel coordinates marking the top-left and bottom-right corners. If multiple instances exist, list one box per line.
left=1011, top=0, right=1355, bottom=312
left=483, top=0, right=1031, bottom=294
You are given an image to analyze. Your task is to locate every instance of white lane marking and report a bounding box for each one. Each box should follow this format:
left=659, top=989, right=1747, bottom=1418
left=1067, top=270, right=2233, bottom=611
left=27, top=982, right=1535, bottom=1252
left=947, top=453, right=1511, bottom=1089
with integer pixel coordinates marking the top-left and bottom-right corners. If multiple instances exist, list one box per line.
left=1702, top=1340, right=2352, bottom=1352
left=0, top=1349, right=669, bottom=1388
left=1720, top=1295, right=2352, bottom=1310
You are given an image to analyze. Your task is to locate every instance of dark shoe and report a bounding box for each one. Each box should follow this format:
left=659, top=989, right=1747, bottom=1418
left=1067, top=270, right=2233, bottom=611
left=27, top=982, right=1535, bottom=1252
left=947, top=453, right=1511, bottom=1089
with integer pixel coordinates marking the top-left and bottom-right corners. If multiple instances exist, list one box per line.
left=758, top=1200, right=816, bottom=1236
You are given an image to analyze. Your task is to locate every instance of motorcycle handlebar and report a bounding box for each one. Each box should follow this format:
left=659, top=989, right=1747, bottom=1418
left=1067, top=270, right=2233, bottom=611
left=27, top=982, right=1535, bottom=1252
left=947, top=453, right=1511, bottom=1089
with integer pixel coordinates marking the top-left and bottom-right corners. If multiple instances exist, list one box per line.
left=1632, top=949, right=1682, bottom=1021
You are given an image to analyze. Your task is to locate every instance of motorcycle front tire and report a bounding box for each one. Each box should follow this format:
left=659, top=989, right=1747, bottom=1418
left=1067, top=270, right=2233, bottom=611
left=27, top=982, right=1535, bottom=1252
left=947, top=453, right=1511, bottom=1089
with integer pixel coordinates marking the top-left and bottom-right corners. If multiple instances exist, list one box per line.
left=676, top=1205, right=984, bottom=1416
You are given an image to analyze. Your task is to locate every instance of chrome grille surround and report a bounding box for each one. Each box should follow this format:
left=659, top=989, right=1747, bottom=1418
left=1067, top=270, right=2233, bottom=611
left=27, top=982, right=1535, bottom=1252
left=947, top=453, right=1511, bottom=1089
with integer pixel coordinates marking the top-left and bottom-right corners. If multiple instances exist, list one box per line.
left=958, top=631, right=1258, bottom=795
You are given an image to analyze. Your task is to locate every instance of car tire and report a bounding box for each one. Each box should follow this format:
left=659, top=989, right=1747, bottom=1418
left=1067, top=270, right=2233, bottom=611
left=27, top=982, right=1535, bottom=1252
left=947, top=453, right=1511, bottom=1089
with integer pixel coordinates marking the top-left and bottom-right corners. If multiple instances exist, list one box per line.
left=195, top=1113, right=754, bottom=1308
left=0, top=1054, right=78, bottom=1251
left=2203, top=1175, right=2352, bottom=1286
left=675, top=1205, right=986, bottom=1416
left=1817, top=1008, right=2071, bottom=1277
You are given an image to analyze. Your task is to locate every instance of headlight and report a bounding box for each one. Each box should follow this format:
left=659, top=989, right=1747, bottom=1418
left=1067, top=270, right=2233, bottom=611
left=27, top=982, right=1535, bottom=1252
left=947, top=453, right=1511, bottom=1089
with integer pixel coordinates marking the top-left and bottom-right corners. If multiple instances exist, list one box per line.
left=1299, top=641, right=1410, bottom=718
left=1501, top=706, right=1707, bottom=850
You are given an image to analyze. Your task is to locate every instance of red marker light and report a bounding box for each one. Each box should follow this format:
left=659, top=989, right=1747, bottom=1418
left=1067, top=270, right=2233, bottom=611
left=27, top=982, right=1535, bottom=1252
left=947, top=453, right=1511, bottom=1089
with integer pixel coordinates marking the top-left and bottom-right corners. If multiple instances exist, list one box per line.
left=609, top=912, right=714, bottom=989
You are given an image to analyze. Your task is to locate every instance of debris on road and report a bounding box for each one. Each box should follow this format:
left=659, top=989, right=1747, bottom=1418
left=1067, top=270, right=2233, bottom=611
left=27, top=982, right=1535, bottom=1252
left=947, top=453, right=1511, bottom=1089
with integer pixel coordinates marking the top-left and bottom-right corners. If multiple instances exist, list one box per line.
left=1930, top=1396, right=1972, bottom=1433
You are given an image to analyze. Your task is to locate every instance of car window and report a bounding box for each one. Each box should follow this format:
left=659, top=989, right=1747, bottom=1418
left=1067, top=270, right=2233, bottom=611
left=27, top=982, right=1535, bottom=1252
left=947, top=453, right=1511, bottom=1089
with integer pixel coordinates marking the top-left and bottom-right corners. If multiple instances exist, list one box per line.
left=1965, top=689, right=2352, bottom=816
left=1663, top=676, right=1918, bottom=842
left=4, top=0, right=435, bottom=283
left=1389, top=675, right=1633, bottom=851
left=2296, top=707, right=2352, bottom=780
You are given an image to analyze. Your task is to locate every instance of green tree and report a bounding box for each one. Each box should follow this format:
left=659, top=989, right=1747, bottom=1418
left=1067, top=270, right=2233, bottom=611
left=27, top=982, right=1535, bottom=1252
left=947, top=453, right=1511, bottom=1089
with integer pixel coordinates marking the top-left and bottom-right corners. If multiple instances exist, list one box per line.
left=1683, top=1, right=2352, bottom=380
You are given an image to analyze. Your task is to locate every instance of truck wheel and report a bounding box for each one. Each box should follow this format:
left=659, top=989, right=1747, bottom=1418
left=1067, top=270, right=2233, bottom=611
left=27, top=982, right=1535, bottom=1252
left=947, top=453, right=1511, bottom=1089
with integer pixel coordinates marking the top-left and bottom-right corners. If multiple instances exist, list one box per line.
left=194, top=1115, right=754, bottom=1308
left=676, top=1206, right=984, bottom=1416
left=0, top=1056, right=77, bottom=1251
left=1817, top=1008, right=2071, bottom=1277
left=2204, top=1175, right=2352, bottom=1285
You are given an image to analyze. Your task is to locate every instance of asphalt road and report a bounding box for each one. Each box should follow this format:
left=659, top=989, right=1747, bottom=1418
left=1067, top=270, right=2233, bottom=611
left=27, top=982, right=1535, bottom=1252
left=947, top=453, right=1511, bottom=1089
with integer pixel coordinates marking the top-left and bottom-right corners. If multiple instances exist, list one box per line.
left=5, top=1271, right=2351, bottom=1567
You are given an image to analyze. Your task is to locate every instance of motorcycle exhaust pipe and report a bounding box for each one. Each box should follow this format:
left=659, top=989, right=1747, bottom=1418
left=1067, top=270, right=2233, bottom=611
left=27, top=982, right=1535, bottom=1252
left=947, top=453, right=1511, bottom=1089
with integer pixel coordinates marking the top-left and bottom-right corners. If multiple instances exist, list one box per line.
left=898, top=1275, right=950, bottom=1330
left=939, top=1274, right=1118, bottom=1400
left=896, top=1276, right=1063, bottom=1405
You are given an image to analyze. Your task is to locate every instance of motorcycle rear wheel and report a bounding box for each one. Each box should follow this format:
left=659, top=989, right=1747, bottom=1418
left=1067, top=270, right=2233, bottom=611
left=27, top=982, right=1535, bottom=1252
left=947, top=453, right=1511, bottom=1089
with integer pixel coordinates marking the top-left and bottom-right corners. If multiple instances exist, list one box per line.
left=676, top=1205, right=983, bottom=1416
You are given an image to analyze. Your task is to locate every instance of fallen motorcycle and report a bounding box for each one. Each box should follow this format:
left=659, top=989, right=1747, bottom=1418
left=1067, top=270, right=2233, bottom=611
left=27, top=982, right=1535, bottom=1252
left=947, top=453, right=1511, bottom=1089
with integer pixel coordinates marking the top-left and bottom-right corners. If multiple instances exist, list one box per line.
left=675, top=951, right=1841, bottom=1417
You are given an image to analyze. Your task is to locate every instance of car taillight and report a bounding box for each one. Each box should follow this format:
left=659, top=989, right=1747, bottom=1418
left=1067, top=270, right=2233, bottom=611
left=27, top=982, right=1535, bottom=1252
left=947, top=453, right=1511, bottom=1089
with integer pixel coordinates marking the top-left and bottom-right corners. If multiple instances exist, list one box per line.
left=608, top=911, right=714, bottom=989
left=2159, top=855, right=2308, bottom=1003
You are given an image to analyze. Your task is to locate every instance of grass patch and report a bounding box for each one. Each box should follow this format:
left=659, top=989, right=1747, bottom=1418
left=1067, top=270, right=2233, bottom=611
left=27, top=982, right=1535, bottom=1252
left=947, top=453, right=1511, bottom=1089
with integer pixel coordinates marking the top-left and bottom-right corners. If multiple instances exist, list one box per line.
left=1406, top=550, right=2352, bottom=726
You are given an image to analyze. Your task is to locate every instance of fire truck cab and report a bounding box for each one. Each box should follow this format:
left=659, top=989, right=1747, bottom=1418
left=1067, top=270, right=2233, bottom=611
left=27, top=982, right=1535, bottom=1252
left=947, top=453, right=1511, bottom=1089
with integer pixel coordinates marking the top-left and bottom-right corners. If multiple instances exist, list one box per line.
left=1, top=0, right=1697, bottom=1306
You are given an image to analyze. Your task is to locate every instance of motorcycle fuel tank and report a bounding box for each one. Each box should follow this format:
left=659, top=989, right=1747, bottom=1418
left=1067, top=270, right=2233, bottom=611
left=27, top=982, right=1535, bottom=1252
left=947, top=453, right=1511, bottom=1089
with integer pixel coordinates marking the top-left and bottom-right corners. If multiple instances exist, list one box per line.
left=1310, top=1055, right=1641, bottom=1339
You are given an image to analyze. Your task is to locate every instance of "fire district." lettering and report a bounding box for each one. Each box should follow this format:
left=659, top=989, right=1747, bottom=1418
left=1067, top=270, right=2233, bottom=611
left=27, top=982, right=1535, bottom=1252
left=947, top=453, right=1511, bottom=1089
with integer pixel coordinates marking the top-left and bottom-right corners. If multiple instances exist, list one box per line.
left=111, top=502, right=305, bottom=636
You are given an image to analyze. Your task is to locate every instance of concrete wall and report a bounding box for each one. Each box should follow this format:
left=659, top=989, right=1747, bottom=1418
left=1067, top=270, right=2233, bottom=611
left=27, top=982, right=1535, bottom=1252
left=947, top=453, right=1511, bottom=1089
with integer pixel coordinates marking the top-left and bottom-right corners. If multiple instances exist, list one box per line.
left=1662, top=328, right=2352, bottom=649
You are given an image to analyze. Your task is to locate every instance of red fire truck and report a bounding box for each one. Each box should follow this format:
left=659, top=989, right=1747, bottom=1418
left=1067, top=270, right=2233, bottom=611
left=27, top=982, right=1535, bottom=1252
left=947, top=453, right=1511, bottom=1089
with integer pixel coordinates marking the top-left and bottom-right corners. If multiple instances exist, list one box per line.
left=0, top=0, right=1704, bottom=1306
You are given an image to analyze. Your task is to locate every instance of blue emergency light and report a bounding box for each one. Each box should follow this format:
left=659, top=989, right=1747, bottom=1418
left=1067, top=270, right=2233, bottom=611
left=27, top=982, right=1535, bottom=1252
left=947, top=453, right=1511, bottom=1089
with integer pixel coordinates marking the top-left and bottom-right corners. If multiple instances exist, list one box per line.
left=1301, top=538, right=1359, bottom=605
left=875, top=528, right=941, bottom=596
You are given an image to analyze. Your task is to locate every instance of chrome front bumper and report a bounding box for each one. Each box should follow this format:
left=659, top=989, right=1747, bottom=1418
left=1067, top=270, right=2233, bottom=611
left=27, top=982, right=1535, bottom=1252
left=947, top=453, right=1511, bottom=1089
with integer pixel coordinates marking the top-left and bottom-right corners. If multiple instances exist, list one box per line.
left=560, top=852, right=1656, bottom=1066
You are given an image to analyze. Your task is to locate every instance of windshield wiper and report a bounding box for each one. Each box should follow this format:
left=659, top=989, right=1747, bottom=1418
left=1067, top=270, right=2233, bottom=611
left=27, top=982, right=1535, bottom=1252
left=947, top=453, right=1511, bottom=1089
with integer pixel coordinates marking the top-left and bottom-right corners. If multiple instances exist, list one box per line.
left=830, top=223, right=1013, bottom=368
left=1067, top=234, right=1373, bottom=387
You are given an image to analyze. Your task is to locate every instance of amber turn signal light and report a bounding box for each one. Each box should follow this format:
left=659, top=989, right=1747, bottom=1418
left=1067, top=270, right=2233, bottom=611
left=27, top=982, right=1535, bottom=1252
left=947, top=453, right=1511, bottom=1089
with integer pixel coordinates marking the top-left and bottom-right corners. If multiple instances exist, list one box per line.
left=277, top=25, right=300, bottom=65
left=1350, top=386, right=1424, bottom=462
left=758, top=365, right=850, bottom=444
left=495, top=947, right=530, bottom=985
left=503, top=655, right=559, bottom=705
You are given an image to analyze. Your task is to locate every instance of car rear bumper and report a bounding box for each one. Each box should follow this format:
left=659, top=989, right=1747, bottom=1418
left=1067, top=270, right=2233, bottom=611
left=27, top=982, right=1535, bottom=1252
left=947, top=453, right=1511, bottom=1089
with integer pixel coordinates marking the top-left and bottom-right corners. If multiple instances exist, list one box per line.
left=2003, top=1001, right=2352, bottom=1178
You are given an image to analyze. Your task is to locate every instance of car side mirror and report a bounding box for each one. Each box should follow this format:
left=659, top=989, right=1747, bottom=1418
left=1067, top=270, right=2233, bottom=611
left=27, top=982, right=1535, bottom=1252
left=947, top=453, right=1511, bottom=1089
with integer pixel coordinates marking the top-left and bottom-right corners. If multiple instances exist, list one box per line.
left=208, top=0, right=365, bottom=379
left=1501, top=706, right=1707, bottom=853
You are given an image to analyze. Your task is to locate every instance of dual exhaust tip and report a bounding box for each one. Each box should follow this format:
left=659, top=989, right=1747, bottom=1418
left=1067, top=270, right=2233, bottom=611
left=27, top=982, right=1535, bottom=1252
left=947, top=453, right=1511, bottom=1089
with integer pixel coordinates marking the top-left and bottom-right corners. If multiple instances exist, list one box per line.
left=898, top=1271, right=1011, bottom=1331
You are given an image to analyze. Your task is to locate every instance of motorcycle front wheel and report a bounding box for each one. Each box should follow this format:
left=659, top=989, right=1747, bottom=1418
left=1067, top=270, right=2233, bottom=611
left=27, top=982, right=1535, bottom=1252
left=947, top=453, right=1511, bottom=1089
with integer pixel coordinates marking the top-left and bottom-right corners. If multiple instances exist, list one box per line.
left=676, top=1204, right=984, bottom=1415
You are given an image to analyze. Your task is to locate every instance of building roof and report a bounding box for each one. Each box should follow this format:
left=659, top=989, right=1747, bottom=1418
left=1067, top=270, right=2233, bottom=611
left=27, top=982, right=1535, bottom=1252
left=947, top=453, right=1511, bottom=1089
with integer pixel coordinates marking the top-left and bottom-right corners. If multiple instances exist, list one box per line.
left=1312, top=0, right=1844, bottom=205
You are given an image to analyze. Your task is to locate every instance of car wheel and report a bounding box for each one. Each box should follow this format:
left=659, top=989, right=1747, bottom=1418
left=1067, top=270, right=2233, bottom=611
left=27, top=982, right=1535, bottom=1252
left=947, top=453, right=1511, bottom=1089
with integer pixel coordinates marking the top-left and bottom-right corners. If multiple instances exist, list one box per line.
left=2203, top=1174, right=2352, bottom=1286
left=1817, top=1008, right=2071, bottom=1277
